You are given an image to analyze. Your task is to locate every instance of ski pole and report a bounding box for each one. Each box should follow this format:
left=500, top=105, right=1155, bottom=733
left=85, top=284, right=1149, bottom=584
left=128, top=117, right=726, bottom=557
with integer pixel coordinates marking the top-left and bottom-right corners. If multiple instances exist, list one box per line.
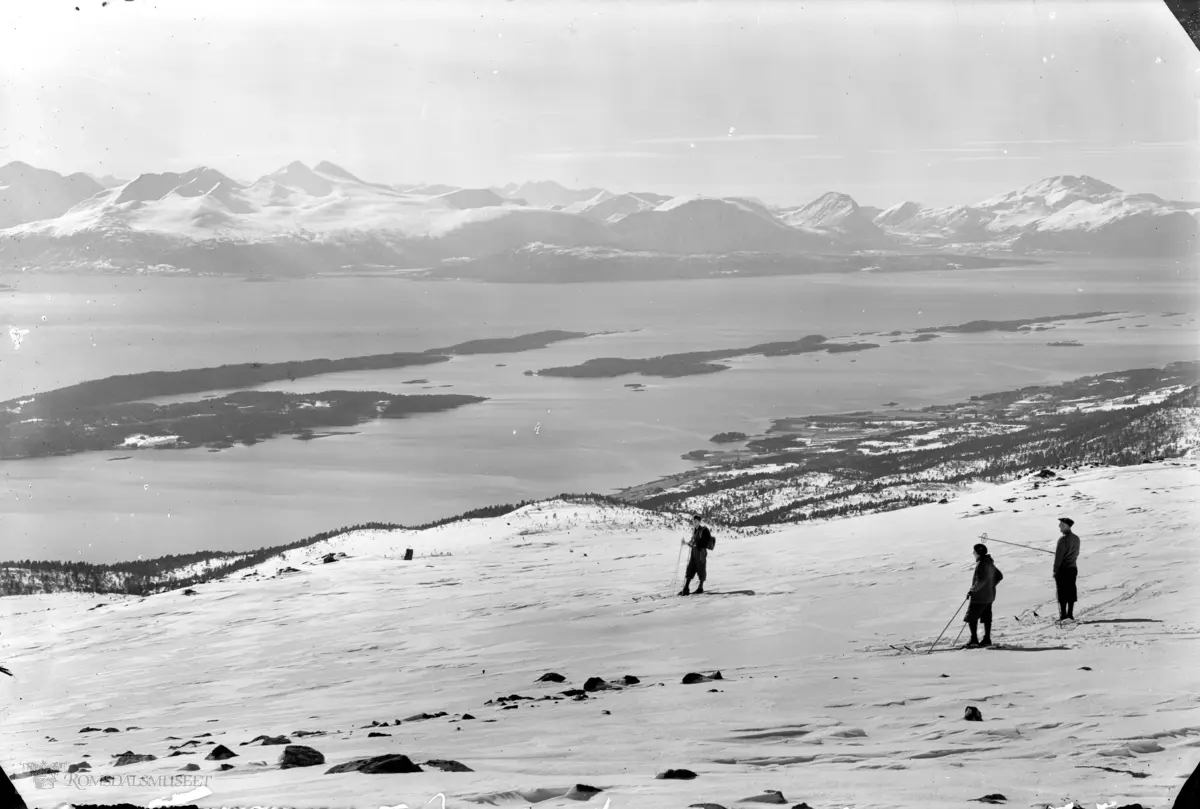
left=978, top=532, right=1053, bottom=555
left=950, top=621, right=967, bottom=649
left=928, top=595, right=970, bottom=655
left=668, top=541, right=685, bottom=594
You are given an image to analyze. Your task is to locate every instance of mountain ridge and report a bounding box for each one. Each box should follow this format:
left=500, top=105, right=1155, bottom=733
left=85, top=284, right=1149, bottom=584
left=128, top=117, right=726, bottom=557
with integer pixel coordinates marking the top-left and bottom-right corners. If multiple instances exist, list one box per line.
left=0, top=164, right=1194, bottom=277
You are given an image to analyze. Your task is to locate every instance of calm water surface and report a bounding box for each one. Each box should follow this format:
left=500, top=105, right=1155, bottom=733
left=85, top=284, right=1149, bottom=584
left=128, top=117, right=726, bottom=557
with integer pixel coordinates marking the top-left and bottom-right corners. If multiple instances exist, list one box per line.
left=1, top=257, right=1196, bottom=562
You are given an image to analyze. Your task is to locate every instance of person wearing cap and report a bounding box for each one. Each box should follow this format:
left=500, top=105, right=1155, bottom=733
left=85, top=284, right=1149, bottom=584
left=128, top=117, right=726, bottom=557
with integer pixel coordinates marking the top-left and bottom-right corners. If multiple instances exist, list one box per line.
left=1054, top=517, right=1081, bottom=621
left=964, top=543, right=1004, bottom=647
left=678, top=514, right=715, bottom=596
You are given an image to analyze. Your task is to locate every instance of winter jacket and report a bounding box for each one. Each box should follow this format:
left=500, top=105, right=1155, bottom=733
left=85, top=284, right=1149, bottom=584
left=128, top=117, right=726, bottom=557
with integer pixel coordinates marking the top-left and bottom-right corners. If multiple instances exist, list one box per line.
left=969, top=554, right=1003, bottom=604
left=1054, top=531, right=1080, bottom=574
left=689, top=526, right=713, bottom=557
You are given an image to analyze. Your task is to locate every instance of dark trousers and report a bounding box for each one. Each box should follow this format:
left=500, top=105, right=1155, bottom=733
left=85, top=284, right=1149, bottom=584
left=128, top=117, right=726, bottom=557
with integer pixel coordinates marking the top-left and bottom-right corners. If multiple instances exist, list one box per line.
left=964, top=602, right=993, bottom=641
left=684, top=552, right=707, bottom=584
left=1055, top=567, right=1078, bottom=617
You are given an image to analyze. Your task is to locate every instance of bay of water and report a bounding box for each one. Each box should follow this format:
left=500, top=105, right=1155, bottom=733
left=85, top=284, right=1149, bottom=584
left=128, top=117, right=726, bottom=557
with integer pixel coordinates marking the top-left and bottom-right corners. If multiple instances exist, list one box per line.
left=1, top=257, right=1196, bottom=562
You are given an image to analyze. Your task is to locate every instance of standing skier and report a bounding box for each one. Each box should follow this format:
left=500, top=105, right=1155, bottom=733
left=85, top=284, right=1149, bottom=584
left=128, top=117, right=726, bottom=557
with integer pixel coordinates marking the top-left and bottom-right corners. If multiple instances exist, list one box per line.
left=678, top=514, right=715, bottom=596
left=964, top=543, right=1003, bottom=647
left=1054, top=517, right=1081, bottom=621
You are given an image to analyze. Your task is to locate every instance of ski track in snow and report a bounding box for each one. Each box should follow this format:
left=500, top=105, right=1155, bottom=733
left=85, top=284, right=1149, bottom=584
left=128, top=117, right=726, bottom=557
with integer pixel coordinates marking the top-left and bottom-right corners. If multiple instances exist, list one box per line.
left=0, top=461, right=1197, bottom=809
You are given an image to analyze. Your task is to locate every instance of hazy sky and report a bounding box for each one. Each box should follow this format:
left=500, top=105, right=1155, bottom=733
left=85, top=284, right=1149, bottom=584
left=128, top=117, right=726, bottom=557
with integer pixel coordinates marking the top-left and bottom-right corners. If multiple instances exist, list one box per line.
left=1, top=0, right=1197, bottom=207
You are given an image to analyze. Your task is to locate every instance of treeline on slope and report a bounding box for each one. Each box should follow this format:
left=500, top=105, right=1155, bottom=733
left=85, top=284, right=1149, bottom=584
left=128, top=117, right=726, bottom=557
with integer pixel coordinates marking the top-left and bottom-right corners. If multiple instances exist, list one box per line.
left=642, top=385, right=1199, bottom=525
left=0, top=492, right=652, bottom=597
left=0, top=522, right=402, bottom=597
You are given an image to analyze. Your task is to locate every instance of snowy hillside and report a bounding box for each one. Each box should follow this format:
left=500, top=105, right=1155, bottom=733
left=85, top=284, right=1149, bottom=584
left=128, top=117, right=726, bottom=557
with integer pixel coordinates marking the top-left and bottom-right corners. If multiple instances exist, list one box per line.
left=496, top=181, right=608, bottom=209
left=780, top=191, right=892, bottom=246
left=0, top=162, right=104, bottom=229
left=874, top=175, right=1197, bottom=256
left=610, top=197, right=836, bottom=254
left=1, top=462, right=1197, bottom=808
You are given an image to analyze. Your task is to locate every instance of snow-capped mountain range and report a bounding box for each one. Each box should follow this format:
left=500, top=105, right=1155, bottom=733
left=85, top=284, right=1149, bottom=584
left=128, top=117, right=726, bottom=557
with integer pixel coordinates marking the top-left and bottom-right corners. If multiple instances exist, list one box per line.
left=0, top=160, right=1195, bottom=277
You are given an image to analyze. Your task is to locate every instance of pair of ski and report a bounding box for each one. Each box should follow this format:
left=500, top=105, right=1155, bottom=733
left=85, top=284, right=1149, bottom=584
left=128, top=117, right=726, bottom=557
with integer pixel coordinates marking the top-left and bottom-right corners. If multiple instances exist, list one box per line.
left=633, top=591, right=699, bottom=602
left=890, top=643, right=1008, bottom=654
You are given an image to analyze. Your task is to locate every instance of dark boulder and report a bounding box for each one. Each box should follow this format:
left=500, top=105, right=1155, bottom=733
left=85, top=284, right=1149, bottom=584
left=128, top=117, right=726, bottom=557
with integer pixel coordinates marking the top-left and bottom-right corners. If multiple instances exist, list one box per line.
left=583, top=676, right=611, bottom=692
left=741, top=790, right=788, bottom=804
left=338, top=755, right=425, bottom=774
left=622, top=675, right=641, bottom=685
left=327, top=754, right=423, bottom=774
left=205, top=745, right=237, bottom=761
left=403, top=711, right=448, bottom=722
left=565, top=784, right=603, bottom=799
left=423, top=759, right=473, bottom=772
left=656, top=768, right=697, bottom=779
left=537, top=672, right=566, bottom=683
left=279, top=745, right=325, bottom=769
left=964, top=706, right=983, bottom=722
left=114, top=752, right=156, bottom=766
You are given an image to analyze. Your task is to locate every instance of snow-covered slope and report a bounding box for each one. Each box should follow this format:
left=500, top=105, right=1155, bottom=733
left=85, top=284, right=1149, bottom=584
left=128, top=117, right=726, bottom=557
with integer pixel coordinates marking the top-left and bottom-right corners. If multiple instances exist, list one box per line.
left=496, top=181, right=608, bottom=209
left=0, top=166, right=1194, bottom=275
left=875, top=175, right=1197, bottom=256
left=561, top=191, right=670, bottom=223
left=1, top=460, right=1196, bottom=809
left=0, top=161, right=105, bottom=229
left=781, top=191, right=893, bottom=245
left=611, top=196, right=836, bottom=254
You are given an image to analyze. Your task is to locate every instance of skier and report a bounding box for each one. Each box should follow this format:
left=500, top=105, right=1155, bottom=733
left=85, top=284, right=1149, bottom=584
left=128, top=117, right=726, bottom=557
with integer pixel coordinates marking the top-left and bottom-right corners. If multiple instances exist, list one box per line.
left=1054, top=517, right=1081, bottom=621
left=678, top=514, right=715, bottom=596
left=964, top=542, right=1003, bottom=647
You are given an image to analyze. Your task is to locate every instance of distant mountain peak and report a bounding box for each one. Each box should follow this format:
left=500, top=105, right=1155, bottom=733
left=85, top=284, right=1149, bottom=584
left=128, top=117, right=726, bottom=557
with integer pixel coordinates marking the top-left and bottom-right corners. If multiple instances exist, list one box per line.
left=264, top=161, right=334, bottom=196
left=499, top=180, right=609, bottom=209
left=874, top=201, right=924, bottom=227
left=313, top=161, right=363, bottom=183
left=979, top=174, right=1124, bottom=211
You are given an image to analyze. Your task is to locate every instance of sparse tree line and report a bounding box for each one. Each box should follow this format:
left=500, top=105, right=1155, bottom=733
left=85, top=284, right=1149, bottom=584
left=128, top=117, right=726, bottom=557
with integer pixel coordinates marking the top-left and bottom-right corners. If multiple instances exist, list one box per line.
left=645, top=385, right=1199, bottom=525
left=0, top=494, right=664, bottom=598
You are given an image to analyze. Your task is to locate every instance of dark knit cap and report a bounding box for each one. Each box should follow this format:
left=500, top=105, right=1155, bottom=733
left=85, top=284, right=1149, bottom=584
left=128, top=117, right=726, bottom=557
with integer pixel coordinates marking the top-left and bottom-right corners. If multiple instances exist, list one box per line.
left=973, top=543, right=988, bottom=556
left=1059, top=517, right=1074, bottom=527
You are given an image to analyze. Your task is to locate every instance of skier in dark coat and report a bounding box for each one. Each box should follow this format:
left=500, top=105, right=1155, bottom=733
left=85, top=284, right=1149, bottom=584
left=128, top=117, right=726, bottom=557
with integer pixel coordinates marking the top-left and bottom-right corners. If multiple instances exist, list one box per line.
left=964, top=543, right=1003, bottom=647
left=1054, top=517, right=1081, bottom=621
left=678, top=514, right=714, bottom=596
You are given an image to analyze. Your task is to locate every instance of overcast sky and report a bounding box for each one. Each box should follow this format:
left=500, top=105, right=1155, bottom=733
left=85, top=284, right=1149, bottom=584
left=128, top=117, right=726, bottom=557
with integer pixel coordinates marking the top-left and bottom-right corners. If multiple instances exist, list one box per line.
left=1, top=0, right=1196, bottom=207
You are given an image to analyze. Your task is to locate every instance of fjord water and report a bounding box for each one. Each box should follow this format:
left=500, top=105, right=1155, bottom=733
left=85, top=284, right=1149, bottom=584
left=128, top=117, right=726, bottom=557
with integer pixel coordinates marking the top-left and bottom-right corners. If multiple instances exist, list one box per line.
left=1, top=257, right=1196, bottom=562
